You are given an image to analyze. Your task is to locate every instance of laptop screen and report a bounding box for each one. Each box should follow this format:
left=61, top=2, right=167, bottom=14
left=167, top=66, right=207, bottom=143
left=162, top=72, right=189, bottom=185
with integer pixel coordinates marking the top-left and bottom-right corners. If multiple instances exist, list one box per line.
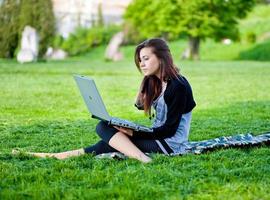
left=74, top=75, right=111, bottom=121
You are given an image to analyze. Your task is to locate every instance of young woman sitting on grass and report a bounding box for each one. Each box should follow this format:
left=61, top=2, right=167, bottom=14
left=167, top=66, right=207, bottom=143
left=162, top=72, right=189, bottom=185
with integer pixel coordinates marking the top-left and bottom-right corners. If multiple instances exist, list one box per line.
left=20, top=38, right=196, bottom=163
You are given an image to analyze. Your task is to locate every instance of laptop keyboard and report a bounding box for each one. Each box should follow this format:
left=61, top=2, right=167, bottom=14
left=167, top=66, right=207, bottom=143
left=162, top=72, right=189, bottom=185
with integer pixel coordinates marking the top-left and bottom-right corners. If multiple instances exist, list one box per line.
left=111, top=117, right=137, bottom=128
left=110, top=117, right=153, bottom=132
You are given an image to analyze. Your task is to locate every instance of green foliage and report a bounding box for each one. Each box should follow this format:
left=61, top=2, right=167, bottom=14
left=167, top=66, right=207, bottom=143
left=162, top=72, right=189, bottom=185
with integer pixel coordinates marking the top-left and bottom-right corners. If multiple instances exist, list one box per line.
left=57, top=25, right=121, bottom=56
left=0, top=0, right=21, bottom=58
left=124, top=0, right=256, bottom=41
left=122, top=23, right=146, bottom=45
left=124, top=0, right=182, bottom=40
left=239, top=40, right=270, bottom=61
left=239, top=4, right=270, bottom=41
left=246, top=32, right=257, bottom=43
left=0, top=0, right=55, bottom=58
left=52, top=35, right=65, bottom=49
left=19, top=0, right=55, bottom=57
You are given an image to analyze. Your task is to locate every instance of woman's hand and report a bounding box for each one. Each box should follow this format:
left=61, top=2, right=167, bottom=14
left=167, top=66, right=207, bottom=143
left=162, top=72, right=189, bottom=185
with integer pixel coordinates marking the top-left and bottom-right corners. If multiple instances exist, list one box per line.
left=113, top=126, right=133, bottom=136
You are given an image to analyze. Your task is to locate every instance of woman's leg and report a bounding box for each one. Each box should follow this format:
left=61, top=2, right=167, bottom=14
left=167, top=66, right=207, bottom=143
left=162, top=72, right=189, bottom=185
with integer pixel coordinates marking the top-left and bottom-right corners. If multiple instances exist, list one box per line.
left=85, top=127, right=168, bottom=156
left=16, top=139, right=117, bottom=160
left=84, top=140, right=118, bottom=154
left=12, top=122, right=118, bottom=160
left=108, top=132, right=152, bottom=163
left=130, top=138, right=167, bottom=154
left=14, top=121, right=163, bottom=162
left=95, top=121, right=152, bottom=163
left=12, top=148, right=85, bottom=160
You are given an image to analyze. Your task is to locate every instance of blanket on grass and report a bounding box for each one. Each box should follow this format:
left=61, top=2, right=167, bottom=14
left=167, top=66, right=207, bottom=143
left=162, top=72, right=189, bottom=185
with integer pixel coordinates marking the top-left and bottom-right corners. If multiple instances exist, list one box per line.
left=95, top=132, right=270, bottom=159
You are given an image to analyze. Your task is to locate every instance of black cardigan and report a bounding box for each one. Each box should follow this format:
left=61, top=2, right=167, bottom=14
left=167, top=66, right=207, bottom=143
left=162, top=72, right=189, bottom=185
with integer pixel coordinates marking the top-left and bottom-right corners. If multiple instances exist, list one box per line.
left=133, top=75, right=196, bottom=139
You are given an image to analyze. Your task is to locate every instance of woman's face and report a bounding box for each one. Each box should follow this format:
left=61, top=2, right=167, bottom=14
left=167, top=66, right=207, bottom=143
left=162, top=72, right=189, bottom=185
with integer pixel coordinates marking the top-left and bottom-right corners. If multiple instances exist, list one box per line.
left=139, top=47, right=160, bottom=77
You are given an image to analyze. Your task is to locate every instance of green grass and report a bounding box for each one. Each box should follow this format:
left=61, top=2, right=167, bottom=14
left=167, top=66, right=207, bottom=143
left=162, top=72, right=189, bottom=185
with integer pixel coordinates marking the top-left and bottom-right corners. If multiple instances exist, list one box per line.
left=0, top=44, right=270, bottom=199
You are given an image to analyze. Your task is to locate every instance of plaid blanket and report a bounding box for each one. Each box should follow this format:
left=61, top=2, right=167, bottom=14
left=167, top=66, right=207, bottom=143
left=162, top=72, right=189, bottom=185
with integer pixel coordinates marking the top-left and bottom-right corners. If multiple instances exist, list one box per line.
left=95, top=132, right=270, bottom=159
left=172, top=132, right=270, bottom=156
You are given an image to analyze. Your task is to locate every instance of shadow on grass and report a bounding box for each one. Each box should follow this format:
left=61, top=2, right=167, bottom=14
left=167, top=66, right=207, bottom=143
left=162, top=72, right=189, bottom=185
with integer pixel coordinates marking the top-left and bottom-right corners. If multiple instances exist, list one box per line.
left=238, top=40, right=270, bottom=61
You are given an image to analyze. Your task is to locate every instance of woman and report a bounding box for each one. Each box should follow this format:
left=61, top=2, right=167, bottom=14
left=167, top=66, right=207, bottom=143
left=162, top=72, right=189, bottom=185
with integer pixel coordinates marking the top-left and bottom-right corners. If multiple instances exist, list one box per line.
left=23, top=38, right=196, bottom=163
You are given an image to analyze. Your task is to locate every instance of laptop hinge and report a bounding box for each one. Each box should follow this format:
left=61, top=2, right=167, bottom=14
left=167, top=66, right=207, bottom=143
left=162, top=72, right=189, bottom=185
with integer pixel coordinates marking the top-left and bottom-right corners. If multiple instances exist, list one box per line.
left=92, top=115, right=109, bottom=122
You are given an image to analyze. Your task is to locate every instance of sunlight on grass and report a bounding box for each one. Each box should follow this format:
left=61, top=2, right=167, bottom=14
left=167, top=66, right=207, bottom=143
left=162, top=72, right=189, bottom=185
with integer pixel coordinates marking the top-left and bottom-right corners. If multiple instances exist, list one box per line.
left=0, top=43, right=270, bottom=199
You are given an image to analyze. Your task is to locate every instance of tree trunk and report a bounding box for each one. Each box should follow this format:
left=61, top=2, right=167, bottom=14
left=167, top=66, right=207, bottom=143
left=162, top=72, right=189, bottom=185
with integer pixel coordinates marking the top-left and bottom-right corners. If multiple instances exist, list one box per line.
left=181, top=36, right=200, bottom=60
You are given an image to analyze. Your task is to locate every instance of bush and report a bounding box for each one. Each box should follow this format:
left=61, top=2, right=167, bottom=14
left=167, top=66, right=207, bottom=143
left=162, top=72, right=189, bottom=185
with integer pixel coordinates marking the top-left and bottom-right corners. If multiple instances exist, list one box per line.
left=239, top=40, right=270, bottom=61
left=122, top=22, right=146, bottom=45
left=246, top=32, right=257, bottom=43
left=0, top=0, right=20, bottom=58
left=52, top=35, right=65, bottom=49
left=0, top=0, right=55, bottom=58
left=19, top=0, right=55, bottom=57
left=57, top=25, right=121, bottom=56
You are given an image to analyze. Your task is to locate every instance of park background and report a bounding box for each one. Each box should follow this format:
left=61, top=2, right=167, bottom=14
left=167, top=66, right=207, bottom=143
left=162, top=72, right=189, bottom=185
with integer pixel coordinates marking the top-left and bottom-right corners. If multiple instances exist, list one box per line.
left=0, top=0, right=270, bottom=199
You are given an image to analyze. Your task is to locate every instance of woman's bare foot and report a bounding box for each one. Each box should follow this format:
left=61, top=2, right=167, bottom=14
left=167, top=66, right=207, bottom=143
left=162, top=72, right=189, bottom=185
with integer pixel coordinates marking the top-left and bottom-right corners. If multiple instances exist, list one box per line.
left=138, top=154, right=152, bottom=163
left=12, top=149, right=22, bottom=155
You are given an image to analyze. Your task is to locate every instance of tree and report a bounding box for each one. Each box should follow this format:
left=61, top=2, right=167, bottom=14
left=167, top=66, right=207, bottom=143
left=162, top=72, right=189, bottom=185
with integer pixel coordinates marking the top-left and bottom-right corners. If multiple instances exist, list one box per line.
left=0, top=0, right=55, bottom=58
left=0, top=0, right=21, bottom=58
left=19, top=0, right=55, bottom=57
left=97, top=3, right=104, bottom=27
left=124, top=0, right=256, bottom=60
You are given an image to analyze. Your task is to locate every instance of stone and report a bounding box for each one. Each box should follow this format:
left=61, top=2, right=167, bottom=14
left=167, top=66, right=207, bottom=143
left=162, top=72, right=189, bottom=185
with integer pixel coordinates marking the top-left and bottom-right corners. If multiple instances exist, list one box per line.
left=17, top=26, right=39, bottom=63
left=45, top=47, right=68, bottom=60
left=222, top=38, right=232, bottom=45
left=105, top=31, right=124, bottom=61
left=181, top=47, right=191, bottom=60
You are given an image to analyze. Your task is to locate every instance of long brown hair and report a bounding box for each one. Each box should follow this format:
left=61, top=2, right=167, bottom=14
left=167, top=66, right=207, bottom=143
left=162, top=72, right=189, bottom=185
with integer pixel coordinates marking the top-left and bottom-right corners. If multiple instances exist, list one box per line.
left=134, top=38, right=179, bottom=115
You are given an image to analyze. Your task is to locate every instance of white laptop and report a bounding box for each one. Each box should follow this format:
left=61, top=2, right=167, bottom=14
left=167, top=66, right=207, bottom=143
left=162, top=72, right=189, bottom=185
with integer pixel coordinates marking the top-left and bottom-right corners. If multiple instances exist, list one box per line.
left=73, top=75, right=153, bottom=132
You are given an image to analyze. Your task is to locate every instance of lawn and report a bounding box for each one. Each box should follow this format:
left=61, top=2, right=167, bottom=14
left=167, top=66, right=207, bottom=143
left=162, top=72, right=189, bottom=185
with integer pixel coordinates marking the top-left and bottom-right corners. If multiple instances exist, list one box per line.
left=0, top=44, right=270, bottom=199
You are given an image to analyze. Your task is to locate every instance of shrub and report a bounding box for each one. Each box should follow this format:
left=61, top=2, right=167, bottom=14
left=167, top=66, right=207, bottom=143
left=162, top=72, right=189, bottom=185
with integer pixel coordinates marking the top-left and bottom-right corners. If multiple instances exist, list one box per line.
left=246, top=32, right=257, bottom=43
left=58, top=25, right=121, bottom=56
left=122, top=22, right=146, bottom=45
left=239, top=40, right=270, bottom=61
left=0, top=0, right=55, bottom=58
left=0, top=0, right=20, bottom=58
left=52, top=35, right=65, bottom=49
left=19, top=0, right=55, bottom=57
